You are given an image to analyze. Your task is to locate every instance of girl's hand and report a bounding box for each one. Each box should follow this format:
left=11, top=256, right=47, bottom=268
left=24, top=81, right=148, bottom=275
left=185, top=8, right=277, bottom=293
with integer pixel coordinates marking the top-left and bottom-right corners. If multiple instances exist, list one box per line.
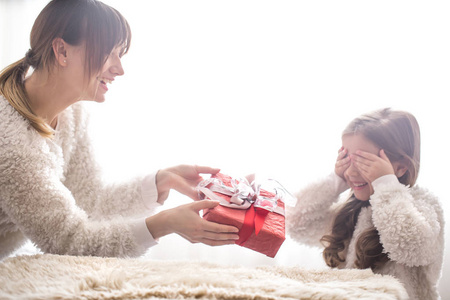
left=156, top=165, right=220, bottom=204
left=146, top=200, right=240, bottom=246
left=352, top=149, right=395, bottom=183
left=335, top=147, right=351, bottom=179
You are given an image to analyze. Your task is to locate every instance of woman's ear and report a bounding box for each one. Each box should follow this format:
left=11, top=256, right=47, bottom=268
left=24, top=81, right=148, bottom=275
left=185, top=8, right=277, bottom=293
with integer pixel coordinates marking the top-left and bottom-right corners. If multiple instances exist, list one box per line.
left=52, top=38, right=68, bottom=67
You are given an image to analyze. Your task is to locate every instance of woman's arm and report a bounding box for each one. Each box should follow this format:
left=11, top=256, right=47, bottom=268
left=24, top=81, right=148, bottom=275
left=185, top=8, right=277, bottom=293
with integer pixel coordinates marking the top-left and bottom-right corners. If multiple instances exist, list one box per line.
left=63, top=129, right=155, bottom=218
left=60, top=104, right=161, bottom=218
left=145, top=200, right=240, bottom=246
left=0, top=147, right=150, bottom=257
left=63, top=105, right=220, bottom=218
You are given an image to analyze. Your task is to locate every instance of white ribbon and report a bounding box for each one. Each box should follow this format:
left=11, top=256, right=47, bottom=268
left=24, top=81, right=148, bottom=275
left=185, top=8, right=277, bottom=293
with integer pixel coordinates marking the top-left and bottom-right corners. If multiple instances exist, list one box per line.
left=197, top=175, right=294, bottom=216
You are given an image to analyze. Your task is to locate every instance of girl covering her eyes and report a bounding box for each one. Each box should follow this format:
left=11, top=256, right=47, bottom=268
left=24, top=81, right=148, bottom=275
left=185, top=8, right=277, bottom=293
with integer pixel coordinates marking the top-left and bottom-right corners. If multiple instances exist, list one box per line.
left=287, top=108, right=444, bottom=300
left=0, top=0, right=239, bottom=260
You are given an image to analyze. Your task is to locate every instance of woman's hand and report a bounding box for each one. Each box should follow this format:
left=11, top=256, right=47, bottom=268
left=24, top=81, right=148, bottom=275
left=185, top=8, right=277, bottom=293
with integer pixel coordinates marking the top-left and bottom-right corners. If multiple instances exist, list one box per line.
left=156, top=165, right=220, bottom=204
left=145, top=200, right=240, bottom=246
left=351, top=149, right=395, bottom=183
left=335, top=147, right=351, bottom=180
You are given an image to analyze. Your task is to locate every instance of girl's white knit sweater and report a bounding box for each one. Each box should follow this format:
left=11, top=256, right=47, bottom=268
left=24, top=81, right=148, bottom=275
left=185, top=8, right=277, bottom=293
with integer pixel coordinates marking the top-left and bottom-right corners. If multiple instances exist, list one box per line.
left=0, top=96, right=159, bottom=260
left=286, top=172, right=445, bottom=300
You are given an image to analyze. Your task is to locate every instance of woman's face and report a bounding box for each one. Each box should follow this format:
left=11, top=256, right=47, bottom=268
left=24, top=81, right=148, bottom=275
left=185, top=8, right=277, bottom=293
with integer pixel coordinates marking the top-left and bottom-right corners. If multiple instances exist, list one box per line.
left=342, top=134, right=380, bottom=201
left=88, top=46, right=125, bottom=103
left=66, top=44, right=124, bottom=103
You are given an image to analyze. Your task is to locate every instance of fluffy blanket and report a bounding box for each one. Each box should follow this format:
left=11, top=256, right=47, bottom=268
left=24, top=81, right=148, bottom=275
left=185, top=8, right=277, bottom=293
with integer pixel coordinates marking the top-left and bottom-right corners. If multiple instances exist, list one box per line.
left=0, top=254, right=408, bottom=300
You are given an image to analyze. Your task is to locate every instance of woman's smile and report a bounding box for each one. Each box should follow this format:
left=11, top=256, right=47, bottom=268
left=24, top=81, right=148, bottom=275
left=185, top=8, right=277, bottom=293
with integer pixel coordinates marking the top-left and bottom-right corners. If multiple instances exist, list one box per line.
left=97, top=77, right=113, bottom=92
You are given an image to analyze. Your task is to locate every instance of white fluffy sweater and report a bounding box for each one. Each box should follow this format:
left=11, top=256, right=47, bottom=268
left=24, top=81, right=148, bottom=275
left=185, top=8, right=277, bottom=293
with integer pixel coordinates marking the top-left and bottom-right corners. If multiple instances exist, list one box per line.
left=0, top=96, right=159, bottom=259
left=286, top=172, right=445, bottom=300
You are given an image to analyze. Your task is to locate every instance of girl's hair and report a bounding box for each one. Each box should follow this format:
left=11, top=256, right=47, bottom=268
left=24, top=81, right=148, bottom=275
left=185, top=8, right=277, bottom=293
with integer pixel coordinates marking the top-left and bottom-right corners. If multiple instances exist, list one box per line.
left=321, top=108, right=421, bottom=270
left=0, top=0, right=131, bottom=138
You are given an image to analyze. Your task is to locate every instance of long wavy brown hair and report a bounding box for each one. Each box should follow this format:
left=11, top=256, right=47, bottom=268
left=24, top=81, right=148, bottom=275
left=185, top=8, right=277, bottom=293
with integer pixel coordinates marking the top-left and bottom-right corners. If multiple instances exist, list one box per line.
left=321, top=108, right=421, bottom=270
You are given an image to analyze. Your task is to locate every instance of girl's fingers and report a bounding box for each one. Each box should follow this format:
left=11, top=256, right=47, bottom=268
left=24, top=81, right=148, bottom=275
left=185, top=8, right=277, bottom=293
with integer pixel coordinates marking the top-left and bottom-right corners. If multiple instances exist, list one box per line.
left=354, top=161, right=368, bottom=173
left=354, top=151, right=382, bottom=167
left=336, top=156, right=350, bottom=167
left=336, top=148, right=349, bottom=168
left=337, top=147, right=347, bottom=159
left=351, top=155, right=370, bottom=167
left=379, top=149, right=391, bottom=163
left=355, top=150, right=378, bottom=161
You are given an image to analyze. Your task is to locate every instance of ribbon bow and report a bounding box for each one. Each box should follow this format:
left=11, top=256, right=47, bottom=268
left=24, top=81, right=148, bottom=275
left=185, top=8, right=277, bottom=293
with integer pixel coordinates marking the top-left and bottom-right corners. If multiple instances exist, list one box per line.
left=197, top=174, right=294, bottom=245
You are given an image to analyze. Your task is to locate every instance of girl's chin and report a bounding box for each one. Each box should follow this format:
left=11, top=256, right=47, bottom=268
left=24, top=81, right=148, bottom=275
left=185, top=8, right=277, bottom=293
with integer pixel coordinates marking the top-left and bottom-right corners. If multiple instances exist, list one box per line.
left=355, top=197, right=370, bottom=201
left=353, top=191, right=371, bottom=201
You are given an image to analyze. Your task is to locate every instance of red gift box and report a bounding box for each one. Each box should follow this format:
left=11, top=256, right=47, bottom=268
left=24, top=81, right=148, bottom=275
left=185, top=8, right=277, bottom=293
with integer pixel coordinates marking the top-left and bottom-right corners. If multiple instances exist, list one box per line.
left=199, top=173, right=286, bottom=258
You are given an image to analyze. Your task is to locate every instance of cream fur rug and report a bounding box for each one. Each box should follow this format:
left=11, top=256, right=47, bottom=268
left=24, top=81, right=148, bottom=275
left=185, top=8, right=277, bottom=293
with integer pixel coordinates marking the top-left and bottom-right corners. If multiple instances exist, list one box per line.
left=0, top=254, right=408, bottom=300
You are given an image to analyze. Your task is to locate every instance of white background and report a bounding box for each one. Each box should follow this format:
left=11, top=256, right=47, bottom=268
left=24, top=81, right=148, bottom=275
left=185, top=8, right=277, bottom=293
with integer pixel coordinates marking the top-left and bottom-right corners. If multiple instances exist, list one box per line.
left=1, top=0, right=449, bottom=297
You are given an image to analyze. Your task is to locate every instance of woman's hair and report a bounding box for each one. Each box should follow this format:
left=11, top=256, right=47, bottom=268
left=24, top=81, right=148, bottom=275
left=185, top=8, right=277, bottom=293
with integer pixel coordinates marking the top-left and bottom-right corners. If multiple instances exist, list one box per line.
left=321, top=108, right=421, bottom=270
left=0, top=0, right=131, bottom=138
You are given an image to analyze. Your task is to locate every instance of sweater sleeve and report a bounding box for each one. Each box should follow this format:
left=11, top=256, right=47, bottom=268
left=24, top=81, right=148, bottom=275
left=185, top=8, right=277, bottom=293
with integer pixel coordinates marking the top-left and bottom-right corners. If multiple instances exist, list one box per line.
left=370, top=175, right=444, bottom=267
left=286, top=172, right=350, bottom=248
left=0, top=146, right=152, bottom=257
left=61, top=105, right=161, bottom=218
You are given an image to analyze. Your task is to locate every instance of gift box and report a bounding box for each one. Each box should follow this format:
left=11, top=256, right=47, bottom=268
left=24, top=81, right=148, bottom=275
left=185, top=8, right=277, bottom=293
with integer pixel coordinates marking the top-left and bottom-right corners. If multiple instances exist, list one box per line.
left=198, top=173, right=290, bottom=258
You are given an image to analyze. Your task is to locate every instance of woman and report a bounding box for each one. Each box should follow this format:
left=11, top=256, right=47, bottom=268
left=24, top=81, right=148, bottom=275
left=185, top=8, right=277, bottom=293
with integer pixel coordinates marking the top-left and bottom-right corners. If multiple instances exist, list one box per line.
left=0, top=0, right=239, bottom=259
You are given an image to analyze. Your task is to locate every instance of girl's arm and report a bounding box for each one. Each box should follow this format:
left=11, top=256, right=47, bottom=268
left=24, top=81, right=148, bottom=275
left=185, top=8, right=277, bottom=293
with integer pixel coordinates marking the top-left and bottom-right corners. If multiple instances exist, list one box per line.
left=370, top=175, right=444, bottom=267
left=287, top=147, right=350, bottom=247
left=286, top=172, right=349, bottom=248
left=352, top=149, right=444, bottom=267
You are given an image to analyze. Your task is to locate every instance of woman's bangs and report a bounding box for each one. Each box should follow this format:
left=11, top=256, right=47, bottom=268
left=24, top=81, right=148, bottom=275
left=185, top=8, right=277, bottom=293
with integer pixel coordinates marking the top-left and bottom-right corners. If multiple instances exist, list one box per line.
left=104, top=6, right=131, bottom=57
left=84, top=3, right=131, bottom=78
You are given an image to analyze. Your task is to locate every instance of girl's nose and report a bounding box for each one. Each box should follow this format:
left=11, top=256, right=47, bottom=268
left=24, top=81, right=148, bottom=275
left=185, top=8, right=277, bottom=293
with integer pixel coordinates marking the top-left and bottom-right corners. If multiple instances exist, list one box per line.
left=345, top=161, right=359, bottom=177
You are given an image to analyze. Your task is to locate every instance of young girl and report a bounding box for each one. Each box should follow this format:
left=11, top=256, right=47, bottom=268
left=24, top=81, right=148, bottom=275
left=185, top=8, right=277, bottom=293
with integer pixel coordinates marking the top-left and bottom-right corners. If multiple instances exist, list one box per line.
left=287, top=108, right=444, bottom=300
left=0, top=0, right=239, bottom=260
